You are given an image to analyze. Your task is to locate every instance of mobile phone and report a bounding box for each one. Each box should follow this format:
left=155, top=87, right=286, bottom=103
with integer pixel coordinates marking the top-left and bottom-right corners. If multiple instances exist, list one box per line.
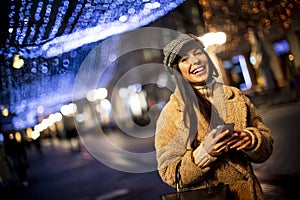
left=215, top=123, right=235, bottom=137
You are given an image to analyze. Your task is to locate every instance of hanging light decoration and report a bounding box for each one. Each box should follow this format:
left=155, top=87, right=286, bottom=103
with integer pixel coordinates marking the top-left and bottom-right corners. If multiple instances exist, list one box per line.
left=0, top=0, right=184, bottom=59
left=0, top=0, right=185, bottom=130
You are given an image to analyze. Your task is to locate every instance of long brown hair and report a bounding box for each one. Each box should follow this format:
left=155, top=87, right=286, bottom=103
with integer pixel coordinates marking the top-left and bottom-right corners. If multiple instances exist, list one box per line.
left=170, top=42, right=223, bottom=131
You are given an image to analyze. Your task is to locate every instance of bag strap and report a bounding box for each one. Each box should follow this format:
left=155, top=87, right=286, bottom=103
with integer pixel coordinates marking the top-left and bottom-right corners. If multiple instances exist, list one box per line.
left=175, top=161, right=214, bottom=194
left=175, top=161, right=182, bottom=192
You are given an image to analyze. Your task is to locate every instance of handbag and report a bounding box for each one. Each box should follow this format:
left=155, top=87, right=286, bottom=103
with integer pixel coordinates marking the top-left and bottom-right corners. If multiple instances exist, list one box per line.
left=161, top=183, right=232, bottom=200
left=161, top=162, right=234, bottom=200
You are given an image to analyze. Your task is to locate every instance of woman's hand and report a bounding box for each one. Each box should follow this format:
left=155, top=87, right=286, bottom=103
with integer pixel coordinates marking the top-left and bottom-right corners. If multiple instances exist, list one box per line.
left=203, top=129, right=238, bottom=157
left=227, top=130, right=252, bottom=151
left=193, top=128, right=239, bottom=168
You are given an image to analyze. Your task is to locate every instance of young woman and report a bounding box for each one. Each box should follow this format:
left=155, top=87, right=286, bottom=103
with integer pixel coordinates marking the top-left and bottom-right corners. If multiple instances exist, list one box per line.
left=155, top=33, right=273, bottom=199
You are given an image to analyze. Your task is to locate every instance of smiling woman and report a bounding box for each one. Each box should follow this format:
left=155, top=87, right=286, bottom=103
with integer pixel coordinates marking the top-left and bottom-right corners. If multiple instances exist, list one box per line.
left=155, top=33, right=274, bottom=199
left=177, top=45, right=210, bottom=85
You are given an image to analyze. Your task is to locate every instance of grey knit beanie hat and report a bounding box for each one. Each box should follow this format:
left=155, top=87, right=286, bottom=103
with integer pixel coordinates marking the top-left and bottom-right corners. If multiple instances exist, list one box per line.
left=163, top=33, right=205, bottom=68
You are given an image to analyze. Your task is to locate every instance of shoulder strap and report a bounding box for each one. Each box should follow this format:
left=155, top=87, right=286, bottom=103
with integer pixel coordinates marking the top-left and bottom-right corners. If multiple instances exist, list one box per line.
left=175, top=161, right=182, bottom=192
left=175, top=160, right=216, bottom=193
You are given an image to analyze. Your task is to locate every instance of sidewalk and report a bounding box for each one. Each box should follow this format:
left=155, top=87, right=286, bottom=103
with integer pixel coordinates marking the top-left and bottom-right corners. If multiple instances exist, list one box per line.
left=1, top=136, right=299, bottom=200
left=0, top=141, right=174, bottom=200
left=256, top=172, right=299, bottom=200
left=247, top=86, right=299, bottom=111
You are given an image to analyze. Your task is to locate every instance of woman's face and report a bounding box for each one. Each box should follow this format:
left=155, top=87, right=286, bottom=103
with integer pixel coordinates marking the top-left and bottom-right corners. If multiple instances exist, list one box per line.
left=178, top=47, right=210, bottom=86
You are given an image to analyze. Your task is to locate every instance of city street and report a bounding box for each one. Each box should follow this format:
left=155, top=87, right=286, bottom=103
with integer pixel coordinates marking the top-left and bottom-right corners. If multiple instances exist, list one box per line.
left=2, top=99, right=300, bottom=200
left=1, top=1, right=300, bottom=200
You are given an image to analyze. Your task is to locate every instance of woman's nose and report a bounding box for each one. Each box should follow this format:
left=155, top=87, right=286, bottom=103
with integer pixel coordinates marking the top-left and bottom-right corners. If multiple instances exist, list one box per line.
left=188, top=55, right=201, bottom=65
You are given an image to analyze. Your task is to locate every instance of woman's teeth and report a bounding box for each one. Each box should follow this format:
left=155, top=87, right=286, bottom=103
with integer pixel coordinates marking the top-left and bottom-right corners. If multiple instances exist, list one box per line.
left=193, top=67, right=205, bottom=74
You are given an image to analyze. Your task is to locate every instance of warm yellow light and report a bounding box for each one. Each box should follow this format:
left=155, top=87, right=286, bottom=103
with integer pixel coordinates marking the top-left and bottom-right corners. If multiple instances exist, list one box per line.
left=289, top=54, right=294, bottom=61
left=26, top=127, right=33, bottom=135
left=15, top=132, right=22, bottom=143
left=9, top=133, right=14, bottom=140
left=13, top=54, right=24, bottom=69
left=31, top=131, right=40, bottom=140
left=1, top=105, right=9, bottom=117
left=198, top=32, right=227, bottom=47
left=27, top=127, right=40, bottom=140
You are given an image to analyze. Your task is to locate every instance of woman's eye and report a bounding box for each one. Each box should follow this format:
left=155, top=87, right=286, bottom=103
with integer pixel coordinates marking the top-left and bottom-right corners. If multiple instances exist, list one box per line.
left=195, top=51, right=203, bottom=55
left=180, top=57, right=188, bottom=63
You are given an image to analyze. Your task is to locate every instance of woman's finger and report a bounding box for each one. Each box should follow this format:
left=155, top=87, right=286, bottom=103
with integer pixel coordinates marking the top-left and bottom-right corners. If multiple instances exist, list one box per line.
left=229, top=138, right=246, bottom=149
left=237, top=141, right=251, bottom=151
left=230, top=137, right=251, bottom=150
left=217, top=144, right=229, bottom=153
left=198, top=158, right=211, bottom=168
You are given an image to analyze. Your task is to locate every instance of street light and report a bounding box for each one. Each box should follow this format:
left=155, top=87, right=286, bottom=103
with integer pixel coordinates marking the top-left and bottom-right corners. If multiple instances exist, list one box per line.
left=198, top=32, right=227, bottom=48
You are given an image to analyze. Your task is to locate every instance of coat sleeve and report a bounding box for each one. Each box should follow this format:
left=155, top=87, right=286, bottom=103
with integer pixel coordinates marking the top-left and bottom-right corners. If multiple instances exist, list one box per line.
left=155, top=99, right=210, bottom=188
left=242, top=93, right=274, bottom=163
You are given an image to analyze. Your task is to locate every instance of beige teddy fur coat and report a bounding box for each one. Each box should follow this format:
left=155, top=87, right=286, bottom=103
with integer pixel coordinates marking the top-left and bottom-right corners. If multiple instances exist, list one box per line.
left=155, top=83, right=273, bottom=200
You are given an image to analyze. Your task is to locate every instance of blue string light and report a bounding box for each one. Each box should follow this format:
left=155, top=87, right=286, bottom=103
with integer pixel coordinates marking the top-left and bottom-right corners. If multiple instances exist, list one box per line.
left=0, top=0, right=185, bottom=129
left=2, top=0, right=184, bottom=59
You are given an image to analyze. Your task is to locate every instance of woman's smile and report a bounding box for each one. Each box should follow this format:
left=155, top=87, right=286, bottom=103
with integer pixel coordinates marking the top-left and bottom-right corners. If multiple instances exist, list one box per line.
left=178, top=47, right=210, bottom=85
left=191, top=65, right=207, bottom=75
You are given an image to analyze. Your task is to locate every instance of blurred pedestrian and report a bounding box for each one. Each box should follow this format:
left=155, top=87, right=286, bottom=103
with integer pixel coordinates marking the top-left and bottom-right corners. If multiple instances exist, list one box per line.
left=0, top=141, right=12, bottom=189
left=155, top=33, right=273, bottom=199
left=65, top=127, right=81, bottom=153
left=64, top=116, right=81, bottom=153
left=4, top=133, right=29, bottom=187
